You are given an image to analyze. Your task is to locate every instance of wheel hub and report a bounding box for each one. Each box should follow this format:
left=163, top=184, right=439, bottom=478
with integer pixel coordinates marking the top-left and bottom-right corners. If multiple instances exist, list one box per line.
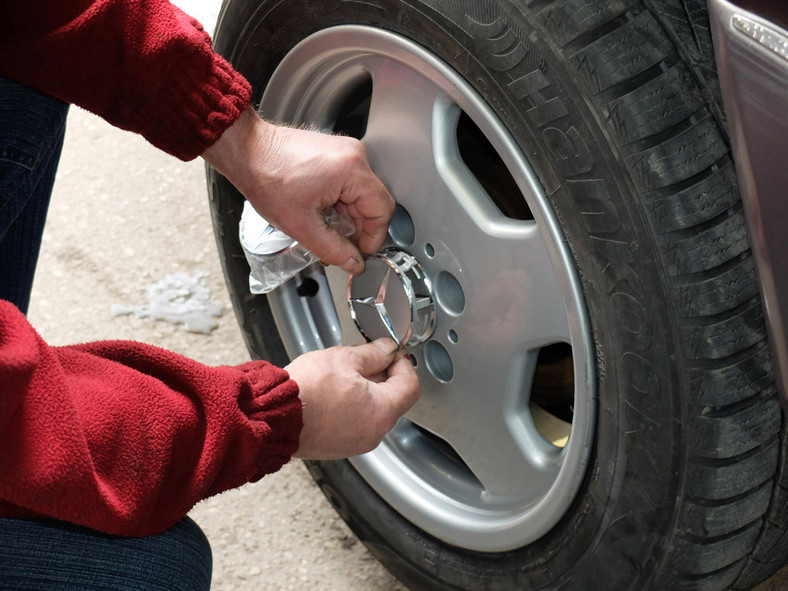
left=347, top=248, right=435, bottom=347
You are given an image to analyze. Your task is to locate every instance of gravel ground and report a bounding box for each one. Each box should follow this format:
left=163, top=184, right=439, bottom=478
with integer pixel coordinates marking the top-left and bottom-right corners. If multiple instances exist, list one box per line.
left=23, top=1, right=788, bottom=588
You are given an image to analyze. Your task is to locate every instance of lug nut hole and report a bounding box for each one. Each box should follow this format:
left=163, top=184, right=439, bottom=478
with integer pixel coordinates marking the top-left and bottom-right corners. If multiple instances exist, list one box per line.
left=296, top=277, right=320, bottom=297
left=425, top=340, right=453, bottom=382
left=389, top=204, right=415, bottom=247
left=436, top=271, right=465, bottom=315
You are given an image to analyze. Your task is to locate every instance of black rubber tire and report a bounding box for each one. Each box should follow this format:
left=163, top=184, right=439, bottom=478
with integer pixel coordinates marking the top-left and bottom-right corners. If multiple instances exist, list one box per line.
left=207, top=0, right=788, bottom=589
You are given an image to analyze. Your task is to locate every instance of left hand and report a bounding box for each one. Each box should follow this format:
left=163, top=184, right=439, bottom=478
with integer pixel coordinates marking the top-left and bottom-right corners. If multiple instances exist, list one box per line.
left=285, top=339, right=422, bottom=459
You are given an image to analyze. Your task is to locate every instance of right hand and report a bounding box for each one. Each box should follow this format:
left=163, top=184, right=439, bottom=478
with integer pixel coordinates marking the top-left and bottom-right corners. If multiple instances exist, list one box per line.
left=202, top=107, right=394, bottom=275
left=285, top=339, right=421, bottom=459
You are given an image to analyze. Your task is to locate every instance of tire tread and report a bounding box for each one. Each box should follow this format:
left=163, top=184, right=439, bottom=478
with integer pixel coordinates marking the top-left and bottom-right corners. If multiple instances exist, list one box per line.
left=540, top=0, right=782, bottom=587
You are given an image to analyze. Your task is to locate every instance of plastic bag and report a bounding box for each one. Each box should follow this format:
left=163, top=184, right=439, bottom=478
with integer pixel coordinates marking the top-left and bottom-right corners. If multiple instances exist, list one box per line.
left=239, top=201, right=355, bottom=294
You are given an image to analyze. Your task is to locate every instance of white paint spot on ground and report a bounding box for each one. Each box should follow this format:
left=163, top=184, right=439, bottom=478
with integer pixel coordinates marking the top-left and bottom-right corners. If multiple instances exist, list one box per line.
left=111, top=271, right=224, bottom=334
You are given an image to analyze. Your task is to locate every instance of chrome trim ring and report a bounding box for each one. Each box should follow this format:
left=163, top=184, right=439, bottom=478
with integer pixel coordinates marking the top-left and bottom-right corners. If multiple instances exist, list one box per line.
left=348, top=249, right=435, bottom=347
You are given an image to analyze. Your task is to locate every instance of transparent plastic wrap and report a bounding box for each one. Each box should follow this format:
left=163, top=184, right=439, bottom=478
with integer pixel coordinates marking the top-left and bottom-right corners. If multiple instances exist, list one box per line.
left=239, top=201, right=355, bottom=294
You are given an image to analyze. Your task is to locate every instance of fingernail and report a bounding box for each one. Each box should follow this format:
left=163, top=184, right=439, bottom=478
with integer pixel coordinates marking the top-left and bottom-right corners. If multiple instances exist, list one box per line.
left=342, top=255, right=364, bottom=275
left=373, top=338, right=398, bottom=356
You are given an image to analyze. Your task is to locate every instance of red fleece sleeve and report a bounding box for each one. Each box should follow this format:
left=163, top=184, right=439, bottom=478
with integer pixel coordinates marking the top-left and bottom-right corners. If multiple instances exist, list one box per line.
left=0, top=0, right=251, bottom=160
left=0, top=300, right=302, bottom=537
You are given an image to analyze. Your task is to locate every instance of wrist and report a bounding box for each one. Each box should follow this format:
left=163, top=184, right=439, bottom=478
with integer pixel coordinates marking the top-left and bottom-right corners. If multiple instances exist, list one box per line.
left=202, top=106, right=275, bottom=195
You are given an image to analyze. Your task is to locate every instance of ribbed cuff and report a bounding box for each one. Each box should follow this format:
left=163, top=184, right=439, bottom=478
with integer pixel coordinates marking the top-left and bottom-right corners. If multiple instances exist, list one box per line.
left=236, top=361, right=303, bottom=477
left=129, top=19, right=252, bottom=161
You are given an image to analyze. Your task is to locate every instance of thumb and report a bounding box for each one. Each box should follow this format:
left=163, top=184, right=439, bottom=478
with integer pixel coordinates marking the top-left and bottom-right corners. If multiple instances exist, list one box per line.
left=353, top=338, right=399, bottom=377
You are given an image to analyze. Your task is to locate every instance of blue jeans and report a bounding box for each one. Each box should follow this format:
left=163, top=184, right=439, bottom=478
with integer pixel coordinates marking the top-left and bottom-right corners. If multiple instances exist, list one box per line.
left=0, top=77, right=69, bottom=314
left=0, top=77, right=213, bottom=589
left=0, top=517, right=212, bottom=591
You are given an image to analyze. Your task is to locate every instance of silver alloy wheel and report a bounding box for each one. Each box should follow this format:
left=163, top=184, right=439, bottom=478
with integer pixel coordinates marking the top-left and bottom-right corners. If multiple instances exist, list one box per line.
left=259, top=26, right=595, bottom=553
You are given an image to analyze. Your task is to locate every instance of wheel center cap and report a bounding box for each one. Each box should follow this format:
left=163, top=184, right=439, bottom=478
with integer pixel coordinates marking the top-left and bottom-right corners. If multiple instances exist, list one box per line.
left=347, top=248, right=435, bottom=347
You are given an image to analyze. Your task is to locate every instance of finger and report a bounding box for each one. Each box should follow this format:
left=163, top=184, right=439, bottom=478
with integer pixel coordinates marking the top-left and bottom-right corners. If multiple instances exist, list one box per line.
left=338, top=178, right=395, bottom=255
left=352, top=338, right=398, bottom=377
left=377, top=354, right=422, bottom=414
left=358, top=211, right=393, bottom=254
left=367, top=370, right=388, bottom=384
left=299, top=220, right=364, bottom=275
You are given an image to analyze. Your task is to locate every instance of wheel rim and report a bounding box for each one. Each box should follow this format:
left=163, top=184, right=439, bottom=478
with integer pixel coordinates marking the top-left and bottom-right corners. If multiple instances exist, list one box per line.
left=258, top=25, right=595, bottom=553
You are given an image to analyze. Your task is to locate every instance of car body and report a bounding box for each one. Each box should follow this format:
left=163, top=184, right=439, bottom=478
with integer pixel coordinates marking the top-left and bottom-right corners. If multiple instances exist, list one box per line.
left=711, top=0, right=788, bottom=410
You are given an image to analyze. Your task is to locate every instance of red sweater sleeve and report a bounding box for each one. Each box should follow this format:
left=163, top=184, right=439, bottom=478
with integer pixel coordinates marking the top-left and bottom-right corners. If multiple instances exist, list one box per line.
left=0, top=300, right=302, bottom=537
left=0, top=0, right=251, bottom=160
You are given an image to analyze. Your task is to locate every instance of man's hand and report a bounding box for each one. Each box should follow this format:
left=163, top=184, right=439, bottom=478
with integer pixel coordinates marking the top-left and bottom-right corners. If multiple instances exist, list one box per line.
left=203, top=107, right=394, bottom=275
left=285, top=339, right=421, bottom=459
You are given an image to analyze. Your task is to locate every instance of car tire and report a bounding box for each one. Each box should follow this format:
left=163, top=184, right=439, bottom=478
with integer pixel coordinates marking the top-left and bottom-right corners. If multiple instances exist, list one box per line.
left=207, top=0, right=788, bottom=588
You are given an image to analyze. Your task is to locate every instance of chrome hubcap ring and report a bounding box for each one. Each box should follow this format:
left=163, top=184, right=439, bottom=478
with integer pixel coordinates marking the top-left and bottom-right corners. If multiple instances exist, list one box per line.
left=348, top=249, right=435, bottom=347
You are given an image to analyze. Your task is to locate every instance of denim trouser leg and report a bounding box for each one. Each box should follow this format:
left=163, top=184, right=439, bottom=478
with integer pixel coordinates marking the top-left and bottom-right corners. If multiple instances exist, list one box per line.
left=0, top=517, right=213, bottom=591
left=0, top=78, right=213, bottom=589
left=0, top=77, right=69, bottom=314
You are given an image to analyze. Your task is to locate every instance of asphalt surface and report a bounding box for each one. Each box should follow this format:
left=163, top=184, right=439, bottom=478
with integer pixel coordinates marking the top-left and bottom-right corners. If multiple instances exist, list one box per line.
left=24, top=1, right=788, bottom=588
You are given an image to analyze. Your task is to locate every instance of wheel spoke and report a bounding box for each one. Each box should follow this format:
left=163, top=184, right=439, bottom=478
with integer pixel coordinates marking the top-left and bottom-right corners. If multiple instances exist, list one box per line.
left=408, top=332, right=565, bottom=500
left=363, top=56, right=451, bottom=161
